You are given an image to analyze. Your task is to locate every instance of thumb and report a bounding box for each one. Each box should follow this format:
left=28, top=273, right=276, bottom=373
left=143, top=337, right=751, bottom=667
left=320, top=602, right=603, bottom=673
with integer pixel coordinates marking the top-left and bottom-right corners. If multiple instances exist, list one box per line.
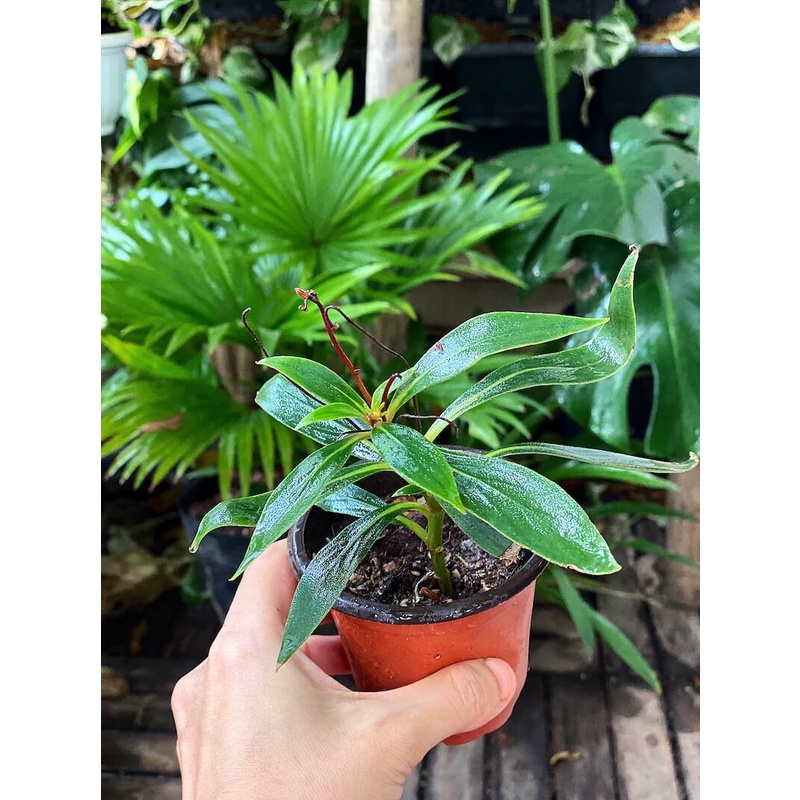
left=380, top=659, right=516, bottom=756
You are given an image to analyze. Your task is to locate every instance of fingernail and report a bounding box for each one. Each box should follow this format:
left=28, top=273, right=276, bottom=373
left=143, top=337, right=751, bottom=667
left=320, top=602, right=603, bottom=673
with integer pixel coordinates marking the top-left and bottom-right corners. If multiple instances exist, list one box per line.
left=485, top=658, right=516, bottom=702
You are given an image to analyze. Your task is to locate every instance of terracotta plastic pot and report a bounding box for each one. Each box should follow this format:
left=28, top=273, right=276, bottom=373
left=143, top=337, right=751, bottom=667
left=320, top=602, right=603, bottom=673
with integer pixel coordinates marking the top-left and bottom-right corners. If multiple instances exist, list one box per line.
left=288, top=468, right=548, bottom=746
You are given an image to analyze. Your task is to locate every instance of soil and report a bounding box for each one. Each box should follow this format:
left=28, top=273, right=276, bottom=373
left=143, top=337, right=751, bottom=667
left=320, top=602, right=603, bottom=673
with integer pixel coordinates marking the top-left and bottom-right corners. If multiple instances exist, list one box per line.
left=346, top=512, right=529, bottom=606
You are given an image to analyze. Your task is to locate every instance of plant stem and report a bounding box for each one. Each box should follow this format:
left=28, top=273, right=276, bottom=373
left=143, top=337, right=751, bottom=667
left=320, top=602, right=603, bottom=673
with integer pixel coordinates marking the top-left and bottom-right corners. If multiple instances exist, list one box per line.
left=424, top=494, right=455, bottom=598
left=539, top=0, right=561, bottom=145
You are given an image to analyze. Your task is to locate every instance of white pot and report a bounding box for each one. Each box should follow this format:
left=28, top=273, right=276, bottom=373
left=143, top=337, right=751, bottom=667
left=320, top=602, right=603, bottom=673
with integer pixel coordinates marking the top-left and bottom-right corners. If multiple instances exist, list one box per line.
left=101, top=30, right=133, bottom=136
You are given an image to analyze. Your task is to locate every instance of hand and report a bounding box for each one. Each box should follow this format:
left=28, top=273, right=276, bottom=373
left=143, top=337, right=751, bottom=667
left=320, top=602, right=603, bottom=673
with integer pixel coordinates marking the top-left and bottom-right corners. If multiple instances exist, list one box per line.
left=172, top=539, right=517, bottom=800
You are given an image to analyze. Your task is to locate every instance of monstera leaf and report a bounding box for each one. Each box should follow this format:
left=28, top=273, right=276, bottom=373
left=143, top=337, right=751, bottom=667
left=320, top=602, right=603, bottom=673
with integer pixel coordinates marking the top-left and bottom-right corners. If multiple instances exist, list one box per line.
left=556, top=181, right=699, bottom=460
left=475, top=96, right=699, bottom=289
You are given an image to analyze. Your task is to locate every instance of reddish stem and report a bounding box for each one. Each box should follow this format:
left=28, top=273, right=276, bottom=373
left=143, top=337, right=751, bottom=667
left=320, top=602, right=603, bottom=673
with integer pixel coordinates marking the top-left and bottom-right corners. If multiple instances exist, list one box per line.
left=380, top=373, right=403, bottom=410
left=296, top=289, right=373, bottom=405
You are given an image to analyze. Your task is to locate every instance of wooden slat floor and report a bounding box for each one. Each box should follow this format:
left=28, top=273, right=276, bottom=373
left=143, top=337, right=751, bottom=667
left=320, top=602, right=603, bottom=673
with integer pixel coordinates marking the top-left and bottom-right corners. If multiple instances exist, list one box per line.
left=102, top=592, right=698, bottom=800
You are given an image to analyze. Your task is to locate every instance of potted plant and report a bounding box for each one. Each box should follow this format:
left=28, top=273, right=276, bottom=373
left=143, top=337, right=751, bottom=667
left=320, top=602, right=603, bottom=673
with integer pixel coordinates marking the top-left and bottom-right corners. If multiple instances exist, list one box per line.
left=191, top=244, right=697, bottom=744
left=102, top=1, right=134, bottom=135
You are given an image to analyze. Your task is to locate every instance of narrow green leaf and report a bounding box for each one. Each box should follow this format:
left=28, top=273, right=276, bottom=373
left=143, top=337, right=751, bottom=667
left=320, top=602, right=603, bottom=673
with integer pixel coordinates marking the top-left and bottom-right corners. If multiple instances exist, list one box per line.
left=426, top=248, right=638, bottom=441
left=624, top=537, right=699, bottom=568
left=585, top=501, right=697, bottom=521
left=278, top=502, right=420, bottom=664
left=274, top=423, right=297, bottom=480
left=229, top=435, right=366, bottom=578
left=444, top=451, right=619, bottom=575
left=317, top=483, right=386, bottom=517
left=543, top=464, right=676, bottom=491
left=256, top=374, right=377, bottom=462
left=386, top=312, right=606, bottom=414
left=261, top=356, right=369, bottom=411
left=191, top=491, right=271, bottom=547
left=589, top=607, right=661, bottom=692
left=102, top=335, right=197, bottom=381
left=372, top=423, right=465, bottom=512
left=297, top=402, right=367, bottom=429
left=551, top=566, right=596, bottom=654
left=488, top=442, right=698, bottom=474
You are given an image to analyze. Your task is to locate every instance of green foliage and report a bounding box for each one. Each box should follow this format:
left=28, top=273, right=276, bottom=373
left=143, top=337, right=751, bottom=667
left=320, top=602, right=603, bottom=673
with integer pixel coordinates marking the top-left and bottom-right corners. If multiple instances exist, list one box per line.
left=278, top=0, right=358, bottom=74
left=428, top=15, right=479, bottom=67
left=196, top=249, right=698, bottom=665
left=111, top=59, right=238, bottom=192
left=100, top=194, right=379, bottom=497
left=669, top=20, right=700, bottom=52
left=536, top=1, right=638, bottom=125
left=476, top=95, right=700, bottom=459
left=103, top=68, right=539, bottom=497
left=180, top=68, right=540, bottom=290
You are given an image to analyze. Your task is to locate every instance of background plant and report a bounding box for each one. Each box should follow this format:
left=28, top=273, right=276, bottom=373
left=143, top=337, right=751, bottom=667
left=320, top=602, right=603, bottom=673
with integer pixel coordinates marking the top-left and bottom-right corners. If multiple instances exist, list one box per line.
left=102, top=66, right=543, bottom=498
left=536, top=0, right=638, bottom=126
left=179, top=67, right=539, bottom=297
left=475, top=94, right=699, bottom=460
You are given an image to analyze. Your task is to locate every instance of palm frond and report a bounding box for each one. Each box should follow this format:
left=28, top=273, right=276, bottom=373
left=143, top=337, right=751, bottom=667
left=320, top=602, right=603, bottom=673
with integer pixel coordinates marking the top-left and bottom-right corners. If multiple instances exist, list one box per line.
left=102, top=369, right=291, bottom=495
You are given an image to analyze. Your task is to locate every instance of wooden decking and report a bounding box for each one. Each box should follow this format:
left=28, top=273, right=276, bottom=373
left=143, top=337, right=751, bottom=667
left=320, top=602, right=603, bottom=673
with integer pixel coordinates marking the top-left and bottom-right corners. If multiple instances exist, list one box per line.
left=101, top=560, right=699, bottom=800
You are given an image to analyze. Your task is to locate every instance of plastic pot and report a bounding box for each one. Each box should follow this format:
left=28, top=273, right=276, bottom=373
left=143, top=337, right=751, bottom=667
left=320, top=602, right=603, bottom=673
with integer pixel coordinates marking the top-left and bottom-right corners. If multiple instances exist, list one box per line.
left=177, top=476, right=251, bottom=623
left=101, top=30, right=133, bottom=136
left=288, top=468, right=548, bottom=745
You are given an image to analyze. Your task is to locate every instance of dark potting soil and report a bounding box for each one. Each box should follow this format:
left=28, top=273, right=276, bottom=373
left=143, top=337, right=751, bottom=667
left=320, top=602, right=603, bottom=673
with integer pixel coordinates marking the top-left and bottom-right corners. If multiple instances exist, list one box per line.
left=346, top=513, right=529, bottom=607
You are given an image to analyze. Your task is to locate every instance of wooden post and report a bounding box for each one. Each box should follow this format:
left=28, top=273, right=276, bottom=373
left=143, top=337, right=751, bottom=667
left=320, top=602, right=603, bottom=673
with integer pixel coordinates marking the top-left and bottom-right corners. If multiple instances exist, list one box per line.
left=662, top=466, right=701, bottom=608
left=363, top=0, right=424, bottom=360
left=365, top=0, right=424, bottom=104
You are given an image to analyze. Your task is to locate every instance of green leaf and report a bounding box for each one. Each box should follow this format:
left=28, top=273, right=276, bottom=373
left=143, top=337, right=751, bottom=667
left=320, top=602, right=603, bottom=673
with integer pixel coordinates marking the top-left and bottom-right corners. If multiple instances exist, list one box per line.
left=429, top=14, right=479, bottom=67
left=426, top=248, right=638, bottom=441
left=589, top=607, right=661, bottom=691
left=222, top=46, right=267, bottom=87
left=642, top=95, right=700, bottom=149
left=585, top=501, right=697, bottom=521
left=261, top=356, right=369, bottom=411
left=181, top=69, right=458, bottom=275
left=101, top=336, right=197, bottom=381
left=371, top=423, right=464, bottom=512
left=256, top=374, right=377, bottom=462
left=386, top=311, right=606, bottom=414
left=102, top=371, right=268, bottom=493
left=557, top=182, right=699, bottom=458
left=317, top=483, right=386, bottom=517
left=623, top=537, right=699, bottom=568
left=192, top=461, right=390, bottom=540
left=669, top=21, right=700, bottom=52
left=292, top=18, right=349, bottom=73
left=221, top=435, right=366, bottom=578
left=488, top=443, right=698, bottom=474
left=102, top=199, right=272, bottom=346
left=193, top=491, right=272, bottom=541
left=441, top=504, right=512, bottom=558
left=542, top=464, right=677, bottom=492
left=444, top=451, right=619, bottom=575
left=476, top=113, right=695, bottom=287
left=278, top=501, right=420, bottom=664
left=297, top=402, right=367, bottom=429
left=551, top=566, right=596, bottom=654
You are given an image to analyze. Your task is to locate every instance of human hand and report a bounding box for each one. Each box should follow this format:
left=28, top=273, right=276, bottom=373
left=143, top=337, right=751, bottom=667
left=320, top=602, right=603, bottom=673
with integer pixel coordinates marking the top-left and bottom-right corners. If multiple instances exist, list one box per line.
left=171, top=539, right=517, bottom=800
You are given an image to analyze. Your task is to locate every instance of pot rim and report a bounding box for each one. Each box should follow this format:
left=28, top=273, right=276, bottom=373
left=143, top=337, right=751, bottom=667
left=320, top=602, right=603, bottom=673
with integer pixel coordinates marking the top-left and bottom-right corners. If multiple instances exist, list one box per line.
left=288, top=506, right=549, bottom=626
left=101, top=30, right=134, bottom=48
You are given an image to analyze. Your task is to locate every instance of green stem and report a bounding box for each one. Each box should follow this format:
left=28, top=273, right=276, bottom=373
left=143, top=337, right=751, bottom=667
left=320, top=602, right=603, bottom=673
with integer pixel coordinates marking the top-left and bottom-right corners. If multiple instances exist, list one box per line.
left=424, top=494, right=455, bottom=598
left=539, top=0, right=561, bottom=144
